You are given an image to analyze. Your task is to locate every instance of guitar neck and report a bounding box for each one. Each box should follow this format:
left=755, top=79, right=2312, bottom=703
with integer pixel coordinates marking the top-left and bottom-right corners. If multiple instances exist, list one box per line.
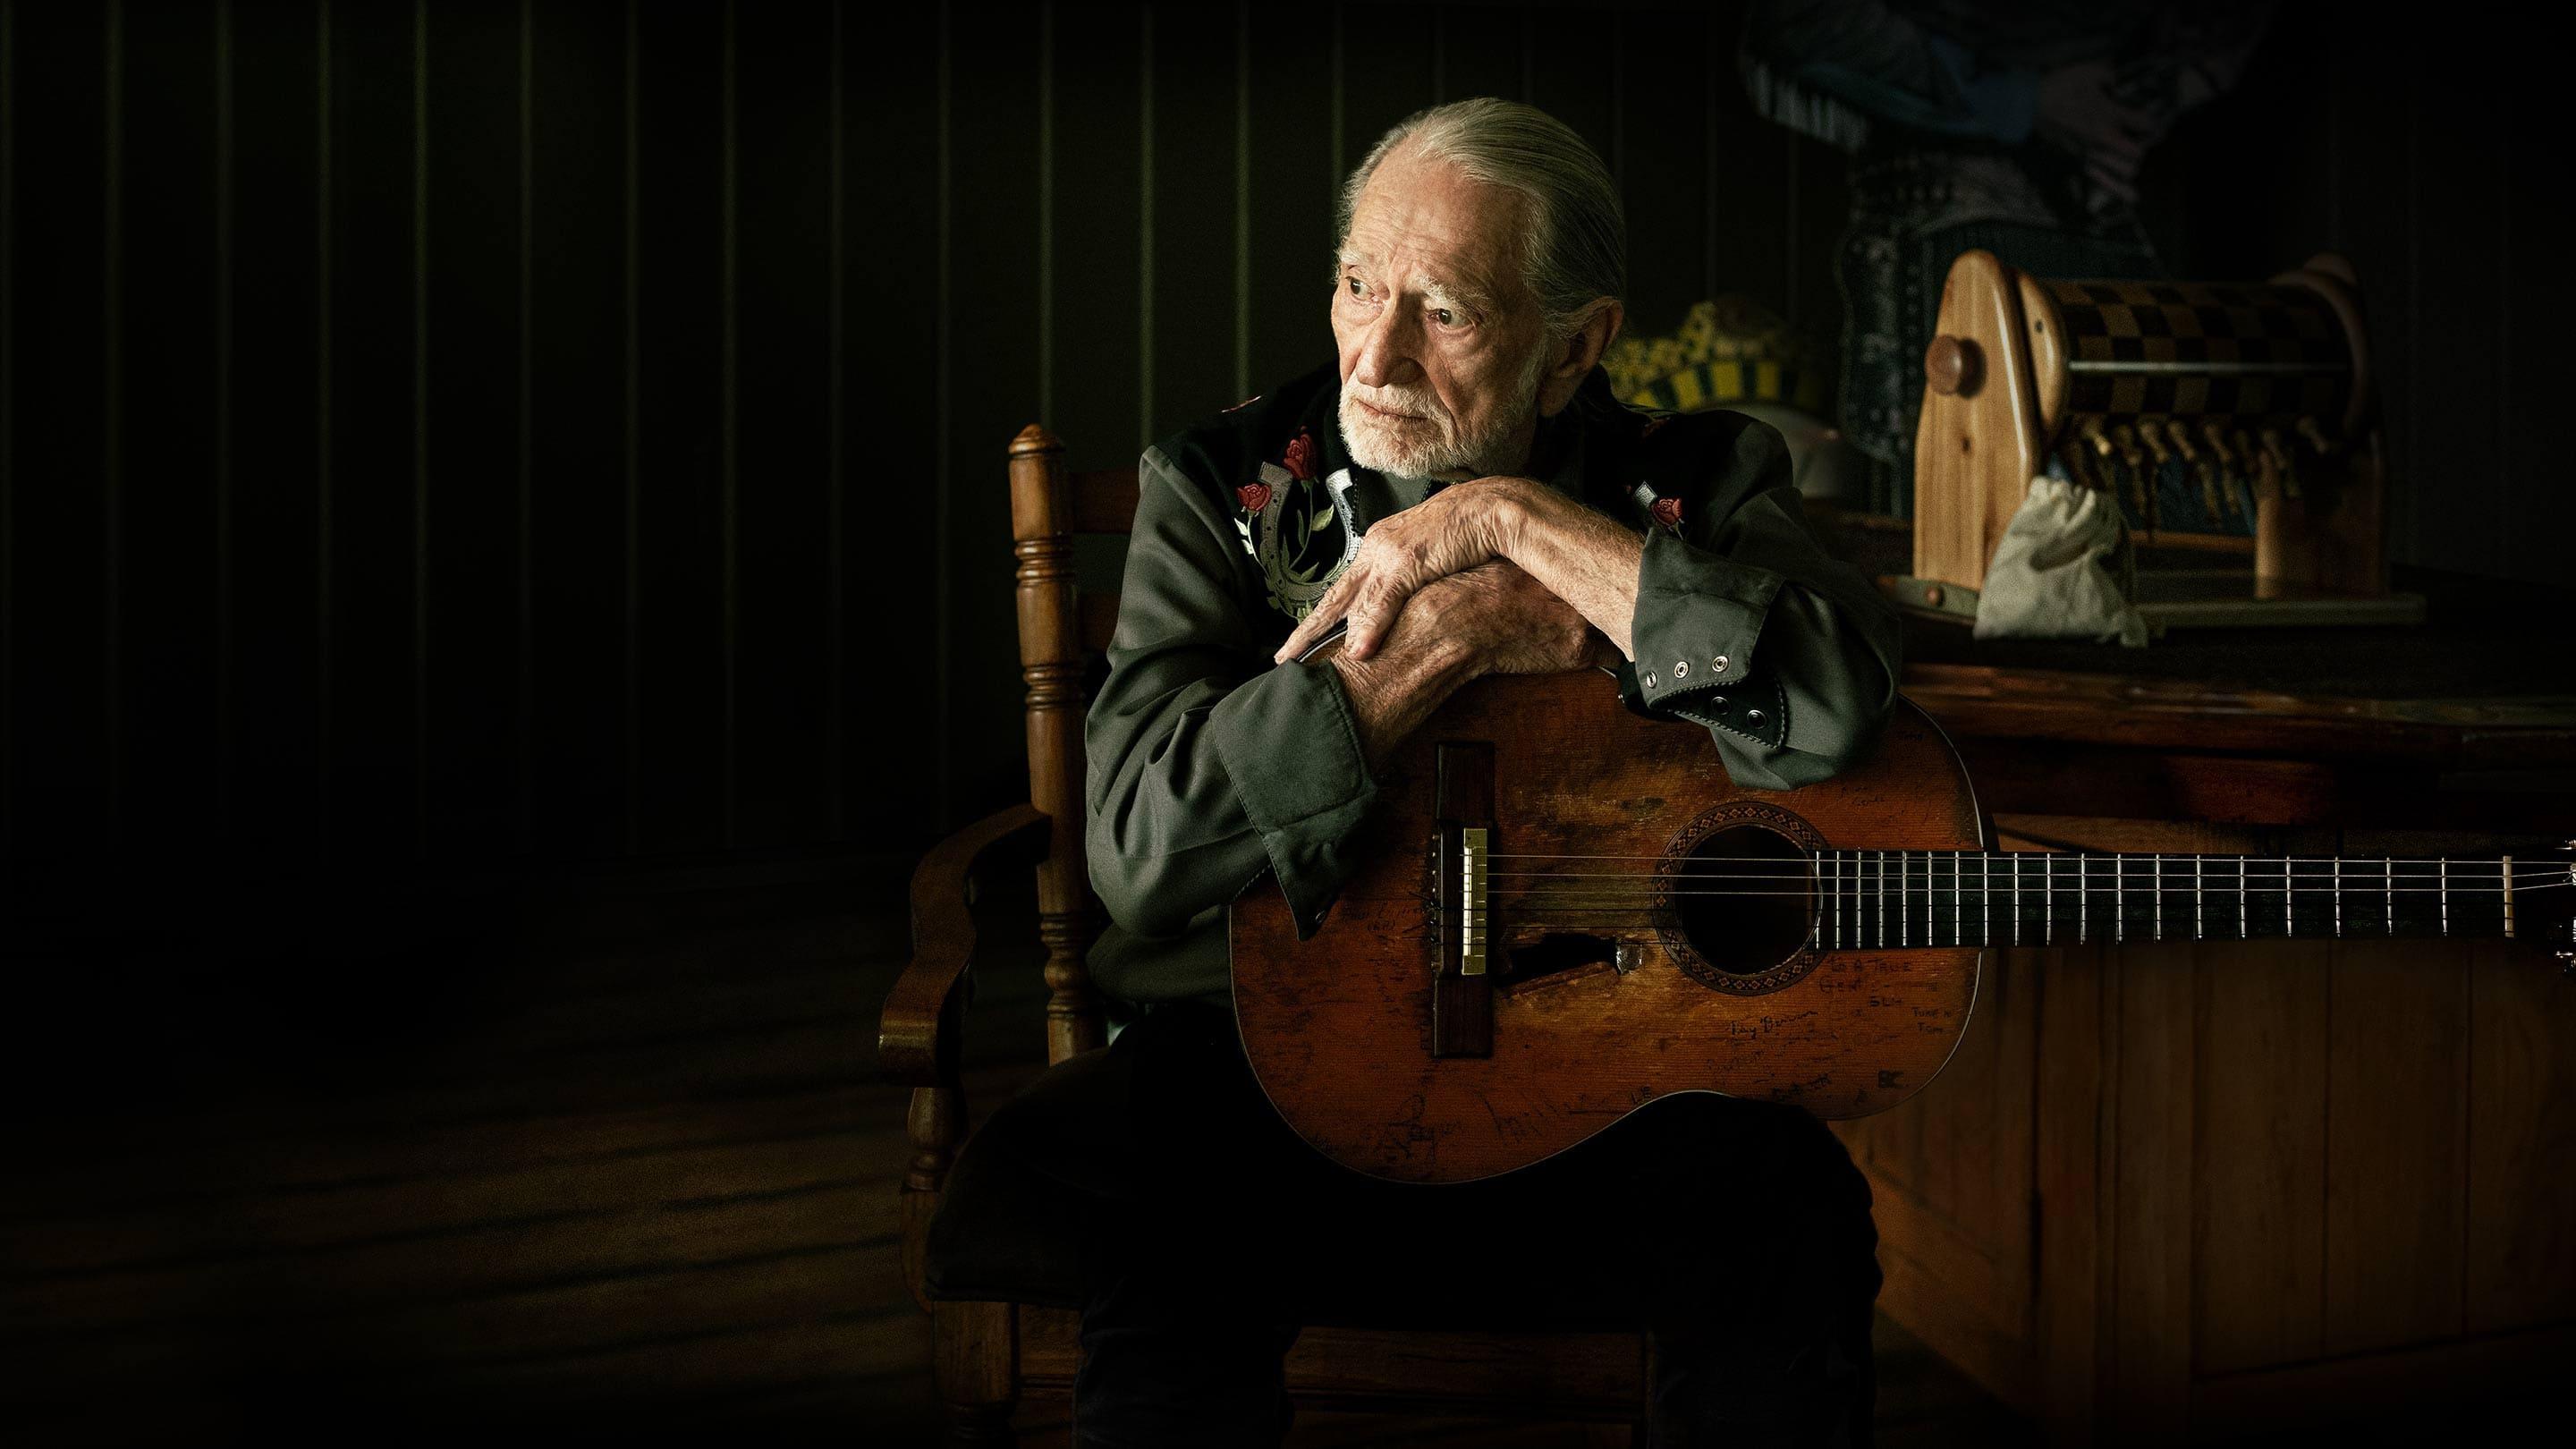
left=1810, top=851, right=2566, bottom=949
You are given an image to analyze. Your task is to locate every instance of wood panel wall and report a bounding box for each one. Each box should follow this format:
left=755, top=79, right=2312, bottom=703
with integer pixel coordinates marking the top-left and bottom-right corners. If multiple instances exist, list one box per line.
left=2, top=0, right=2564, bottom=887
left=0, top=0, right=1851, bottom=880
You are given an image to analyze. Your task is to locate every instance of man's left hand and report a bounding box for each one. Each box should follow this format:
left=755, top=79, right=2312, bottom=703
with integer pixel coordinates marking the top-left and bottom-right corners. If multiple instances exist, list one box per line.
left=1274, top=477, right=1530, bottom=665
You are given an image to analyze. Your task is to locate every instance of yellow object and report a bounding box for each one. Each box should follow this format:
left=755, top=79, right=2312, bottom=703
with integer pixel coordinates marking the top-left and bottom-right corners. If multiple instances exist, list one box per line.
left=1602, top=297, right=1825, bottom=416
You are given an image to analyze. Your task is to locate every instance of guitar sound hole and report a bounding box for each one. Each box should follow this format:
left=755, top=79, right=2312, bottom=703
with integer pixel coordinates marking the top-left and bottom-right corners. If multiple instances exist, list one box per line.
left=1670, top=826, right=1815, bottom=976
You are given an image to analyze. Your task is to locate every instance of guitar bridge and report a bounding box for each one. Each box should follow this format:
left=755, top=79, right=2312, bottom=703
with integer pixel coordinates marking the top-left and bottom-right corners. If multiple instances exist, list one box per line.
left=1433, top=742, right=1495, bottom=1057
left=1460, top=826, right=1488, bottom=977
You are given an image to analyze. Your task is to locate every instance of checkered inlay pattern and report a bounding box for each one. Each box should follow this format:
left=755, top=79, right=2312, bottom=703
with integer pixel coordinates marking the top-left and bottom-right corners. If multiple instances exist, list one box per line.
left=2046, top=279, right=2351, bottom=420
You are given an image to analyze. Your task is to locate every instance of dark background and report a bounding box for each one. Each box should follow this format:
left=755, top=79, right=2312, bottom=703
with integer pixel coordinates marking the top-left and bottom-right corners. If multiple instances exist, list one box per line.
left=2, top=3, right=2565, bottom=1439
left=1, top=0, right=2563, bottom=896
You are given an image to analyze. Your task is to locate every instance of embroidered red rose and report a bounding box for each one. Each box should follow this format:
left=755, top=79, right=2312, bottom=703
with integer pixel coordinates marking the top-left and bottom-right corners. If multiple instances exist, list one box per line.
left=1649, top=496, right=1683, bottom=528
left=1282, top=430, right=1318, bottom=481
left=1237, top=481, right=1272, bottom=513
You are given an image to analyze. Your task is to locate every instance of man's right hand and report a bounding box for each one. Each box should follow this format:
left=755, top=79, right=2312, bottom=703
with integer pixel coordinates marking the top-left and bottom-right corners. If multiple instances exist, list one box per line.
left=1405, top=561, right=1614, bottom=678
left=1320, top=561, right=1609, bottom=768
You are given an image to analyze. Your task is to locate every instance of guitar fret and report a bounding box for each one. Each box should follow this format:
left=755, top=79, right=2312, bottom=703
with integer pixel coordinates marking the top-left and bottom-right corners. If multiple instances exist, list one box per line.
left=2044, top=855, right=2054, bottom=945
left=2115, top=856, right=2125, bottom=944
left=1982, top=852, right=1991, bottom=946
left=2440, top=858, right=2447, bottom=936
left=2334, top=857, right=2342, bottom=938
left=2238, top=857, right=2247, bottom=939
left=2284, top=858, right=2292, bottom=938
left=2503, top=856, right=2515, bottom=938
left=1877, top=850, right=1886, bottom=950
left=2154, top=855, right=2163, bottom=942
left=2194, top=855, right=2202, bottom=938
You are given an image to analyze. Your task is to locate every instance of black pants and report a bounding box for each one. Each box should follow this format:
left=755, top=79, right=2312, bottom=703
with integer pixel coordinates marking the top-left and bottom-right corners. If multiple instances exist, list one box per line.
left=956, top=1002, right=1880, bottom=1448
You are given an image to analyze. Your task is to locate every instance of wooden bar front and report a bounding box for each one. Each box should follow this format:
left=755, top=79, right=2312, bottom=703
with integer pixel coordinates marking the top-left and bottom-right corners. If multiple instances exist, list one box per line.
left=1847, top=618, right=2576, bottom=1442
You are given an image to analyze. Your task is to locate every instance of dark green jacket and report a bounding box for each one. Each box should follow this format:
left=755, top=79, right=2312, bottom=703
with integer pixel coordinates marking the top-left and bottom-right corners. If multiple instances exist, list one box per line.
left=1084, top=364, right=1901, bottom=1005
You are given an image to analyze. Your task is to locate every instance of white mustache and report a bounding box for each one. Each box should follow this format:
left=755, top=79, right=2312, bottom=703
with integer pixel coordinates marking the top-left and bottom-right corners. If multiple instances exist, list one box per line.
left=1345, top=386, right=1445, bottom=421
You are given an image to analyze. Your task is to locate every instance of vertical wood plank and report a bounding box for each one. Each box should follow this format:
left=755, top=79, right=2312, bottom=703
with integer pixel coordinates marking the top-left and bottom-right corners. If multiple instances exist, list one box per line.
left=1434, top=4, right=1520, bottom=105
left=419, top=1, right=523, bottom=862
left=1334, top=3, right=1436, bottom=196
left=2160, top=20, right=2332, bottom=282
left=2034, top=939, right=2108, bottom=1444
left=1699, top=1, right=1790, bottom=318
left=2466, top=940, right=2576, bottom=1334
left=0, top=0, right=12, bottom=859
left=1610, top=13, right=1707, bottom=339
left=117, top=1, right=223, bottom=862
left=942, top=5, right=1042, bottom=826
left=225, top=2, right=324, bottom=864
left=524, top=0, right=632, bottom=862
left=627, top=0, right=725, bottom=856
left=1049, top=0, right=1144, bottom=470
left=2398, top=29, right=2498, bottom=580
left=1141, top=1, right=1239, bottom=441
left=1524, top=5, right=1614, bottom=188
left=3, top=4, right=113, bottom=863
left=730, top=0, right=834, bottom=851
left=2323, top=937, right=2470, bottom=1356
left=2326, top=24, right=2416, bottom=567
left=103, top=0, right=124, bottom=843
left=2500, top=66, right=2575, bottom=587
left=325, top=0, right=423, bottom=859
left=840, top=1, right=942, bottom=848
left=2190, top=938, right=2328, bottom=1374
left=2109, top=940, right=2194, bottom=1434
left=1786, top=131, right=1844, bottom=377
left=1243, top=3, right=1335, bottom=401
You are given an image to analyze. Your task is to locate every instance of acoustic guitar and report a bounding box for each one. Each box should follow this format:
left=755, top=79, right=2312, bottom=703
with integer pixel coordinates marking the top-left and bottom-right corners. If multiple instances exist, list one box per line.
left=1229, top=670, right=2572, bottom=1184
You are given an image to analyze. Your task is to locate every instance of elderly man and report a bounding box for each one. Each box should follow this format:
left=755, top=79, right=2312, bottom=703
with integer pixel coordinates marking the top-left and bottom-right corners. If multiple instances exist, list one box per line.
left=931, top=98, right=1900, bottom=1447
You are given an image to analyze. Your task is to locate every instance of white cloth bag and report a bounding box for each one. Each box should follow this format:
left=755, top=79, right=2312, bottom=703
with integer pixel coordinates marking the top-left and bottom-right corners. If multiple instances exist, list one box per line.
left=1972, top=476, right=2148, bottom=647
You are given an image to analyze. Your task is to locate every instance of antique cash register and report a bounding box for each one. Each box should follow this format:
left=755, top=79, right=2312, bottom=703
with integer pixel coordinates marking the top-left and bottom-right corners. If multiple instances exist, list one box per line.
left=1889, top=249, right=2423, bottom=630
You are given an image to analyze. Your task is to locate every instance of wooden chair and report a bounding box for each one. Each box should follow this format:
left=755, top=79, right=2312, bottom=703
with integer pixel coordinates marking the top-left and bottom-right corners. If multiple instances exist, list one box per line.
left=880, top=426, right=1650, bottom=1445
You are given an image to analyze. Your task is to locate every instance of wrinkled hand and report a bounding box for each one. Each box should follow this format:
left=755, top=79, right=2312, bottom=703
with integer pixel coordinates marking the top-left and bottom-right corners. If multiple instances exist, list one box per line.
left=1395, top=561, right=1614, bottom=678
left=1273, top=479, right=1521, bottom=665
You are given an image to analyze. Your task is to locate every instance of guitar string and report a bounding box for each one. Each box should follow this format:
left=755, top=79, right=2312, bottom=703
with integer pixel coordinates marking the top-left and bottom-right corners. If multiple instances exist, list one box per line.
left=1480, top=878, right=2569, bottom=899
left=1462, top=888, right=2560, bottom=910
left=1485, top=869, right=2564, bottom=885
left=1481, top=852, right=2563, bottom=866
left=1460, top=881, right=2565, bottom=925
left=1457, top=900, right=2545, bottom=922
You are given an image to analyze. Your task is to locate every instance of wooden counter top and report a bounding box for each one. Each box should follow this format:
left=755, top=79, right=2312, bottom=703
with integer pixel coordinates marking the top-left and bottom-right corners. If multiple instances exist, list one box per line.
left=1844, top=548, right=2576, bottom=824
left=1813, top=511, right=2576, bottom=770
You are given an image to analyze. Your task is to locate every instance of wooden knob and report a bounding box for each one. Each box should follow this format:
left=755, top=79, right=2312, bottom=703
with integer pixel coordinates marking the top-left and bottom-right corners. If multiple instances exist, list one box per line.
left=1924, top=335, right=1981, bottom=396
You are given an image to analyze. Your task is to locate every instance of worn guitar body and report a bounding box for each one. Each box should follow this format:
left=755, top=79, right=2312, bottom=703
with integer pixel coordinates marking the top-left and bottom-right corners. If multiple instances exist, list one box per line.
left=1230, top=673, right=1986, bottom=1185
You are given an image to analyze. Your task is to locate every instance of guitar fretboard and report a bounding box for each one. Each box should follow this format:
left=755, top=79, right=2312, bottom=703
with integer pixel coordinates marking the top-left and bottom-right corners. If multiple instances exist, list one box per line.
left=1805, top=852, right=2560, bottom=948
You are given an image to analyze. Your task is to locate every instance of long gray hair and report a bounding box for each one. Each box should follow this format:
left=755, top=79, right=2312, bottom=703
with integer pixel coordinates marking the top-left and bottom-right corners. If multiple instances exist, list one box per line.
left=1336, top=97, right=1626, bottom=343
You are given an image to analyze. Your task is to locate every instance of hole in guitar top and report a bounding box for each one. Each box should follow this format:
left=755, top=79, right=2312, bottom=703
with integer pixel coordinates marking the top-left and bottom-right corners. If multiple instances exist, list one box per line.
left=1669, top=826, right=1816, bottom=976
left=1502, top=932, right=1619, bottom=984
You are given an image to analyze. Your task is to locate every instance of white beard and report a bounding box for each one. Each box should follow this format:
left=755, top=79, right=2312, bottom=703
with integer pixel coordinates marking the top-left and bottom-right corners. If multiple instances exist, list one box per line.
left=1337, top=345, right=1547, bottom=479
